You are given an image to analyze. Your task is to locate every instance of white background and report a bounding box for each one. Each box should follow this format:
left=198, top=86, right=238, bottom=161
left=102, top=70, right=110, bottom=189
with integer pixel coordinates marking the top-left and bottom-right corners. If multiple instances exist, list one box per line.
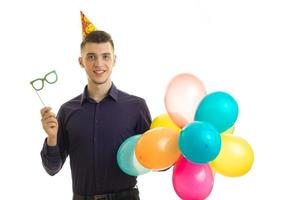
left=0, top=0, right=299, bottom=199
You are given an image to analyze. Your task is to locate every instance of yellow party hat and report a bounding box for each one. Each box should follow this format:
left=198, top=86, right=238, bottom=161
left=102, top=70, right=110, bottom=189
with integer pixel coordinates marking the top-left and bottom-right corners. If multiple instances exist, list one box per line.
left=80, top=11, right=98, bottom=39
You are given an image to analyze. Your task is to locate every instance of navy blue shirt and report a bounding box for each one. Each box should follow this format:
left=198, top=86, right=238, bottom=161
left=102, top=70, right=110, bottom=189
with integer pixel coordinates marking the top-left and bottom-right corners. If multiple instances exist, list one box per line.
left=41, top=83, right=151, bottom=195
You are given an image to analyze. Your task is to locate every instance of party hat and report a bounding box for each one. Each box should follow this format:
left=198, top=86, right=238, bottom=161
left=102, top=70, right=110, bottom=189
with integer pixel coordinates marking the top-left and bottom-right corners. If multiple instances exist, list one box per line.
left=80, top=11, right=98, bottom=39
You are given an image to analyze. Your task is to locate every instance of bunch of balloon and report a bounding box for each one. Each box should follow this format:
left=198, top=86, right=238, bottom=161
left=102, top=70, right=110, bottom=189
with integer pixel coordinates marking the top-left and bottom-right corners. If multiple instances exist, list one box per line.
left=117, top=73, right=254, bottom=200
left=164, top=73, right=254, bottom=200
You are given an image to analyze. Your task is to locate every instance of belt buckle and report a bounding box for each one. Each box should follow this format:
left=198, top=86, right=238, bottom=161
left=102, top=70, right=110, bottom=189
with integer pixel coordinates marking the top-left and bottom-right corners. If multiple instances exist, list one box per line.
left=94, top=194, right=112, bottom=200
left=93, top=194, right=106, bottom=200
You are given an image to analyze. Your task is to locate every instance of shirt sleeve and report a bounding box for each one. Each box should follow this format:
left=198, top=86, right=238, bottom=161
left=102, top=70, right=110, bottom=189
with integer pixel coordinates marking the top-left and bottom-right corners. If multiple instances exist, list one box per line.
left=40, top=107, right=69, bottom=176
left=135, top=98, right=152, bottom=134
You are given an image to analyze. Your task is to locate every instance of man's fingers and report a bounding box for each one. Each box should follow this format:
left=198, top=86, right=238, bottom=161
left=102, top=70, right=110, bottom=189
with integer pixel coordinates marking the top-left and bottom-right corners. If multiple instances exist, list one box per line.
left=43, top=117, right=58, bottom=125
left=40, top=106, right=51, bottom=114
left=40, top=107, right=52, bottom=117
left=43, top=120, right=58, bottom=129
left=47, top=122, right=57, bottom=128
left=42, top=112, right=56, bottom=121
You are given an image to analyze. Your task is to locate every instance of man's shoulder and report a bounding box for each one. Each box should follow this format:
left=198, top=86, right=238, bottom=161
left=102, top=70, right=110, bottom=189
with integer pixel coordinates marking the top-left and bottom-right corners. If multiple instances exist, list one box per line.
left=117, top=89, right=146, bottom=104
left=58, top=94, right=82, bottom=112
left=63, top=94, right=82, bottom=105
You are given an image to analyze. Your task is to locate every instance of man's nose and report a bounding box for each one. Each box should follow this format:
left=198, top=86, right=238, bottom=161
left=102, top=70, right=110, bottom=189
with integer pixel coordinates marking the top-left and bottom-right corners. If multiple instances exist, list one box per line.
left=94, top=57, right=104, bottom=67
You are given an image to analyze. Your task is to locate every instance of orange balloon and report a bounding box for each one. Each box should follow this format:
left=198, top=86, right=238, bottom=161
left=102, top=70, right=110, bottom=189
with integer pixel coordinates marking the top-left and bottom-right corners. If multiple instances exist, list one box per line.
left=135, top=128, right=181, bottom=170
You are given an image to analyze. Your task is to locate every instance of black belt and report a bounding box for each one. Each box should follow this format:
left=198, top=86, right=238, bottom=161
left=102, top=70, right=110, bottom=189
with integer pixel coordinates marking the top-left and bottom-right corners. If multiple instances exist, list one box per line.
left=73, top=188, right=139, bottom=200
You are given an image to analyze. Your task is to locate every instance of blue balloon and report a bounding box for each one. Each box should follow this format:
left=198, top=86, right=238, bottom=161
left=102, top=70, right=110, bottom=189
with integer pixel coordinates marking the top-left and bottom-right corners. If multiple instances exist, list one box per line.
left=117, top=134, right=150, bottom=176
left=179, top=121, right=221, bottom=164
left=194, top=91, right=239, bottom=133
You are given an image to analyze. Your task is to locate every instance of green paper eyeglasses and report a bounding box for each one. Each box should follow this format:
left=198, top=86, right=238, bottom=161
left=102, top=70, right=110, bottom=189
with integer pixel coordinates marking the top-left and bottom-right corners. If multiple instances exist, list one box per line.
left=30, top=70, right=58, bottom=106
left=30, top=70, right=58, bottom=91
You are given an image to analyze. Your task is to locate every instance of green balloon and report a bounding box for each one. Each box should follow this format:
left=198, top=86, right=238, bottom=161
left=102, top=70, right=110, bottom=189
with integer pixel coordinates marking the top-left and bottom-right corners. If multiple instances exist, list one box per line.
left=194, top=91, right=239, bottom=133
left=117, top=134, right=150, bottom=176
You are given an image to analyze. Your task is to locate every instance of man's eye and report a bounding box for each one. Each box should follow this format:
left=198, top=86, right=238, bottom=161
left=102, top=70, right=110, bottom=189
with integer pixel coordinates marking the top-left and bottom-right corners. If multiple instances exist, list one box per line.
left=87, top=55, right=96, bottom=60
left=103, top=55, right=111, bottom=60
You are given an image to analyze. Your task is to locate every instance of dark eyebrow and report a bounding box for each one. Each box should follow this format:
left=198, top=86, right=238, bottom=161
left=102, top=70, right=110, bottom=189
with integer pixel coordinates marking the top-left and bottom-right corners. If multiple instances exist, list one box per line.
left=86, top=53, right=97, bottom=56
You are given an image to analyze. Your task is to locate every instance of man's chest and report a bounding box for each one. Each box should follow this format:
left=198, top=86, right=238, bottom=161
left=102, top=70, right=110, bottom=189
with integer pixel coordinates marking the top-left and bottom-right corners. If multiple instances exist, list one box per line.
left=65, top=107, right=138, bottom=152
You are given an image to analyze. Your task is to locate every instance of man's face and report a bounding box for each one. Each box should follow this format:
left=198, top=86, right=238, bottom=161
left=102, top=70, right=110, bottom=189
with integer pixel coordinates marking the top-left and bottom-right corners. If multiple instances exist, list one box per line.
left=79, top=42, right=116, bottom=86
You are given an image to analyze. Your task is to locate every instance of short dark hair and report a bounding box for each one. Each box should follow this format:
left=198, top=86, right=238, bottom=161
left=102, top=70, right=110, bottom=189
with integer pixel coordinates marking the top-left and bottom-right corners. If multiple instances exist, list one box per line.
left=80, top=30, right=114, bottom=52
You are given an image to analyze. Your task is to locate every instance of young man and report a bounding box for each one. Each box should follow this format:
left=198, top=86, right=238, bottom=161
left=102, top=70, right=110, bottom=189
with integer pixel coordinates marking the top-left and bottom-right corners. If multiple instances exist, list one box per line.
left=40, top=30, right=151, bottom=200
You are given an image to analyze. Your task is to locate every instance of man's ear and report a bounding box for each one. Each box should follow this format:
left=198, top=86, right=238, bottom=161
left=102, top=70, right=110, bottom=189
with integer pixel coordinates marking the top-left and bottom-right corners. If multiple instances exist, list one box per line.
left=78, top=57, right=84, bottom=68
left=113, top=55, right=117, bottom=66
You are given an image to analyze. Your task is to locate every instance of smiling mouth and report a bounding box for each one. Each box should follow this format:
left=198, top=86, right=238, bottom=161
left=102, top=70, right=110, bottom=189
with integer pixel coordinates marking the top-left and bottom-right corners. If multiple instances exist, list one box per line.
left=94, top=70, right=105, bottom=75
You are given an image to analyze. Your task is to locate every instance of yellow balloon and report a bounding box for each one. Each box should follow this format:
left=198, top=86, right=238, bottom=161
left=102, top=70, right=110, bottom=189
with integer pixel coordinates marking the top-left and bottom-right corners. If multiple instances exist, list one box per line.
left=208, top=163, right=217, bottom=179
left=211, top=134, right=254, bottom=177
left=150, top=114, right=181, bottom=133
left=221, top=125, right=235, bottom=134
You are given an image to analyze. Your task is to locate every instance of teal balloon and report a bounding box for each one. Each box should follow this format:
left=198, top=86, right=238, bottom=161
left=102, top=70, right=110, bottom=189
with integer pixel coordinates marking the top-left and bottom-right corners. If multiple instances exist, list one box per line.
left=194, top=91, right=239, bottom=133
left=117, top=134, right=150, bottom=176
left=179, top=121, right=221, bottom=164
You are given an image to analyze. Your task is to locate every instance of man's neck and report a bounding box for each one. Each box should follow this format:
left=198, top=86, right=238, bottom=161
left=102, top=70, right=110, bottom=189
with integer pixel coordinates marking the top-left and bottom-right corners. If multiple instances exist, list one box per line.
left=87, top=80, right=112, bottom=103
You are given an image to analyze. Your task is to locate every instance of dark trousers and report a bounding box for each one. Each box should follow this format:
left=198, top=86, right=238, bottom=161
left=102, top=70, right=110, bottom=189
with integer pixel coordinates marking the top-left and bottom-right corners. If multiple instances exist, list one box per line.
left=73, top=188, right=140, bottom=200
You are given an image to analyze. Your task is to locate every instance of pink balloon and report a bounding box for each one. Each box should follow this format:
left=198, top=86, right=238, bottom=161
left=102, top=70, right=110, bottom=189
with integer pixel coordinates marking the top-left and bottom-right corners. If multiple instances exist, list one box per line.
left=164, top=73, right=206, bottom=128
left=172, top=157, right=214, bottom=200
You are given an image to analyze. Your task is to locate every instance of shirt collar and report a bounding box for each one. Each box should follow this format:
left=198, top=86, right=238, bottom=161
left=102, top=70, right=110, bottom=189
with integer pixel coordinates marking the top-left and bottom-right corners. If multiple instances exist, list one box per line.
left=80, top=82, right=119, bottom=104
left=108, top=83, right=119, bottom=101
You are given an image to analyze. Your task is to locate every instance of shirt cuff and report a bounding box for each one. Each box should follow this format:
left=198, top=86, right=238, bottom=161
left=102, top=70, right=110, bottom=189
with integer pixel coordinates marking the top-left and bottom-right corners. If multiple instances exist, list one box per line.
left=43, top=138, right=59, bottom=156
